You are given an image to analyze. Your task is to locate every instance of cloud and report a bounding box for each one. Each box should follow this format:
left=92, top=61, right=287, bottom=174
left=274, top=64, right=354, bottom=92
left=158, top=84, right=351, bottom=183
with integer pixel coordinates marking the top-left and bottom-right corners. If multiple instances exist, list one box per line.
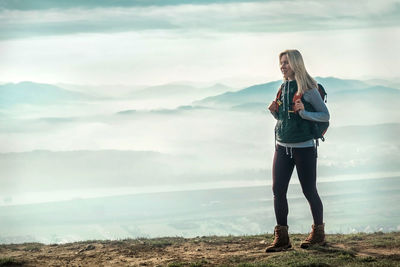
left=1, top=26, right=399, bottom=85
left=0, top=0, right=399, bottom=39
left=0, top=0, right=269, bottom=10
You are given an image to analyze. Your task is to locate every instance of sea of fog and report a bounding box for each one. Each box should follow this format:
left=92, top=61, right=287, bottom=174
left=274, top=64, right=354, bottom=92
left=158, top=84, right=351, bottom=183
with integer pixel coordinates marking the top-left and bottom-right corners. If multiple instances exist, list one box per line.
left=1, top=175, right=399, bottom=244
left=1, top=77, right=400, bottom=244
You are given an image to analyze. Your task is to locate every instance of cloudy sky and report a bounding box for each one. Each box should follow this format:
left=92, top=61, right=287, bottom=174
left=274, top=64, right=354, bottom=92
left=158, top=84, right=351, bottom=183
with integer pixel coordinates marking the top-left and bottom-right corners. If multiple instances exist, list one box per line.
left=1, top=0, right=399, bottom=87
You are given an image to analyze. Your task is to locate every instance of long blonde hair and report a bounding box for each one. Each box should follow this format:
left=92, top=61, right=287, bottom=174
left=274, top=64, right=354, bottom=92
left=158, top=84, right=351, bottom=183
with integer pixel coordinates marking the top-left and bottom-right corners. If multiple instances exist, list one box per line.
left=279, top=49, right=317, bottom=95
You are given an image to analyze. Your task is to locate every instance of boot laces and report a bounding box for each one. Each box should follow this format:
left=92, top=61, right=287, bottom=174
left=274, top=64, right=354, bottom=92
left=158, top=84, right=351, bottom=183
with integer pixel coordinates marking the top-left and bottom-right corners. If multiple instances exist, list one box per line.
left=305, top=231, right=314, bottom=241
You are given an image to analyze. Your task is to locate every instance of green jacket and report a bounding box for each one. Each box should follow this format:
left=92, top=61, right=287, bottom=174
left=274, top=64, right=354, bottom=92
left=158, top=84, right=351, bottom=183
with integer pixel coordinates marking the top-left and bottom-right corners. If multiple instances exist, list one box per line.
left=275, top=80, right=314, bottom=143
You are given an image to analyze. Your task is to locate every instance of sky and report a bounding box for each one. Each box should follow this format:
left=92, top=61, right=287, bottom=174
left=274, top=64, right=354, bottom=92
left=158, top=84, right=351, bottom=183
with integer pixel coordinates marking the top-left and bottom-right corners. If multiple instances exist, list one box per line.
left=1, top=0, right=400, bottom=87
left=1, top=1, right=400, bottom=239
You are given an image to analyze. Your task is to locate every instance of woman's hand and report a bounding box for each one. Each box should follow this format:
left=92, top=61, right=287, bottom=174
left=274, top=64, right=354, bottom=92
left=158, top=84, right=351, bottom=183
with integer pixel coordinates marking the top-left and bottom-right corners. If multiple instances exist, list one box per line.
left=294, top=99, right=304, bottom=112
left=268, top=101, right=278, bottom=112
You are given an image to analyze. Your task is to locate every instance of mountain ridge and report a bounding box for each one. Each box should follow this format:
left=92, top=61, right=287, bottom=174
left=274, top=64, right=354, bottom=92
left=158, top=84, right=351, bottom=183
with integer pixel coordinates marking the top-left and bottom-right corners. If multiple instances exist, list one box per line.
left=193, top=76, right=400, bottom=107
left=0, top=81, right=101, bottom=107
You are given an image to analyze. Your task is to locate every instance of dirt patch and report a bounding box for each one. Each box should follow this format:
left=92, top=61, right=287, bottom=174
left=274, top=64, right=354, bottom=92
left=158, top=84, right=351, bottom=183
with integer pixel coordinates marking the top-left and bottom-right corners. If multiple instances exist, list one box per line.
left=1, top=233, right=399, bottom=266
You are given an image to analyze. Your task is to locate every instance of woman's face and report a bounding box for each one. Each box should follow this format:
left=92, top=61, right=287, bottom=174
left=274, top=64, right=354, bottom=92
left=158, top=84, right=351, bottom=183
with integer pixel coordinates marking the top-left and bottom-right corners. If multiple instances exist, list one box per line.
left=280, top=54, right=295, bottom=80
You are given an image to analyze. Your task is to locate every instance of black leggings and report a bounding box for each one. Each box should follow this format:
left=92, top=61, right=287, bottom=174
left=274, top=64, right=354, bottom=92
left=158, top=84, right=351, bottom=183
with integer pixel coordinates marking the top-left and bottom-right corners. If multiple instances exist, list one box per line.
left=272, top=144, right=323, bottom=226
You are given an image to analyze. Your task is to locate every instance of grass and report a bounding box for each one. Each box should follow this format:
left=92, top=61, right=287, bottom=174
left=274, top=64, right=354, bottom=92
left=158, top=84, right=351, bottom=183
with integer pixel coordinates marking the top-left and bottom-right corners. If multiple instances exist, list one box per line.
left=162, top=232, right=400, bottom=267
left=371, top=235, right=400, bottom=249
left=1, top=232, right=399, bottom=266
left=0, top=257, right=23, bottom=266
left=167, top=259, right=209, bottom=267
left=21, top=243, right=43, bottom=252
left=218, top=248, right=395, bottom=267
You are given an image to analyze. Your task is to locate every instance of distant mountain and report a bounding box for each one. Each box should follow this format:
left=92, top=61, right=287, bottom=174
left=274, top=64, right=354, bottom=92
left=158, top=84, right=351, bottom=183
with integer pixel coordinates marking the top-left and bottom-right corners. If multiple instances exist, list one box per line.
left=57, top=83, right=146, bottom=98
left=314, top=77, right=371, bottom=92
left=329, top=85, right=400, bottom=97
left=203, top=83, right=234, bottom=95
left=363, top=78, right=400, bottom=90
left=193, top=80, right=282, bottom=107
left=126, top=82, right=233, bottom=99
left=193, top=77, right=400, bottom=108
left=0, top=82, right=96, bottom=107
left=127, top=84, right=198, bottom=98
left=231, top=102, right=266, bottom=112
left=116, top=105, right=212, bottom=116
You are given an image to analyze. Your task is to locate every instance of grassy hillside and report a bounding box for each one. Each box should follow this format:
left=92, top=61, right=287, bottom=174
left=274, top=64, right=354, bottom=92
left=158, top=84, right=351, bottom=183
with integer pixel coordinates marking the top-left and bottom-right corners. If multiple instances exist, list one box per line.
left=0, top=232, right=399, bottom=266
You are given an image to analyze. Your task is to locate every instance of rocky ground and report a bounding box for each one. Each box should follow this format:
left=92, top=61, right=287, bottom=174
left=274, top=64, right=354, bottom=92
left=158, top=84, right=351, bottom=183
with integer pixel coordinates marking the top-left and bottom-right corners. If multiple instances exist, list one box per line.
left=1, top=232, right=399, bottom=266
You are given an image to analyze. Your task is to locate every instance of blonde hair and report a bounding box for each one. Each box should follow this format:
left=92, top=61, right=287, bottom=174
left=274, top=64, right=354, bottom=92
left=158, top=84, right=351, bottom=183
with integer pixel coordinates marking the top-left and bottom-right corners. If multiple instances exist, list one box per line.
left=279, top=49, right=318, bottom=95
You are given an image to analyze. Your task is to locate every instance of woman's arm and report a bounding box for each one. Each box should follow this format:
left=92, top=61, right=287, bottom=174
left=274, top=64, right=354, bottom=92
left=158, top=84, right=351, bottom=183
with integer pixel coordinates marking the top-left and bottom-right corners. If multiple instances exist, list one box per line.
left=268, top=101, right=279, bottom=120
left=298, top=88, right=330, bottom=122
left=270, top=110, right=278, bottom=119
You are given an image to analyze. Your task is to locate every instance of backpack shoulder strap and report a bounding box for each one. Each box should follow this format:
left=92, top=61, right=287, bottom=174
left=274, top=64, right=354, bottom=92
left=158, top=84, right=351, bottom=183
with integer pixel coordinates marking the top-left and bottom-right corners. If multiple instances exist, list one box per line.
left=292, top=92, right=303, bottom=103
left=317, top=83, right=327, bottom=103
left=275, top=83, right=284, bottom=101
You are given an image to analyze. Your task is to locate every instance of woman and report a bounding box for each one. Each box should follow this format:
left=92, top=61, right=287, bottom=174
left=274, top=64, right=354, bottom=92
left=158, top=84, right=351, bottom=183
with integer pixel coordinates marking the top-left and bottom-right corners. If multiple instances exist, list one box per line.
left=265, top=49, right=330, bottom=252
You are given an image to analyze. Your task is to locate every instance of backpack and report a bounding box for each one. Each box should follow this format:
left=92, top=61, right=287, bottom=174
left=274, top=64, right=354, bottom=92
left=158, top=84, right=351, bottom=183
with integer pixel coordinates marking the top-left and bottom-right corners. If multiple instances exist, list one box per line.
left=274, top=83, right=329, bottom=143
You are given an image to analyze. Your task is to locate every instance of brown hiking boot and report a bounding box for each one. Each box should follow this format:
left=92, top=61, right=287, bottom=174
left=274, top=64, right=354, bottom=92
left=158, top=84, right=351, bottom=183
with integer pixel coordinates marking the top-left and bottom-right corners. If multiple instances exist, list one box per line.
left=265, top=225, right=292, bottom=252
left=300, top=223, right=326, bottom=249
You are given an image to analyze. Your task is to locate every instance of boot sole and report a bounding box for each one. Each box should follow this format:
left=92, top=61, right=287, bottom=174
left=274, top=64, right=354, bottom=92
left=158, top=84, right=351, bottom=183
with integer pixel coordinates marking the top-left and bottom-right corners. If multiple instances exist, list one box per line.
left=265, top=244, right=292, bottom=253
